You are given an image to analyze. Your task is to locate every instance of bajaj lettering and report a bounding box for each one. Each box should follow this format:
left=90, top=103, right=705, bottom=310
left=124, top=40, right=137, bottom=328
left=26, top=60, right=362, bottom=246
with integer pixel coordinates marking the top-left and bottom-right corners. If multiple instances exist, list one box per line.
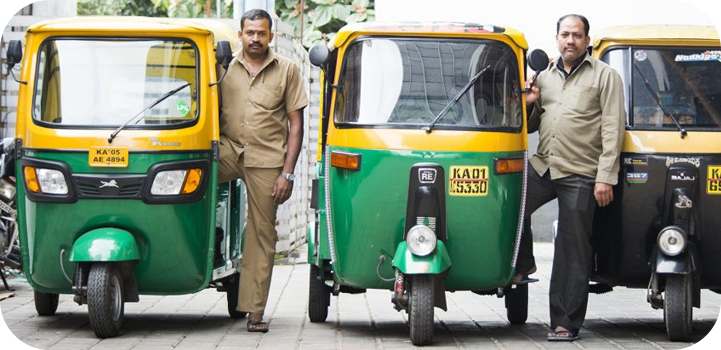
left=449, top=166, right=488, bottom=197
left=708, top=166, right=721, bottom=194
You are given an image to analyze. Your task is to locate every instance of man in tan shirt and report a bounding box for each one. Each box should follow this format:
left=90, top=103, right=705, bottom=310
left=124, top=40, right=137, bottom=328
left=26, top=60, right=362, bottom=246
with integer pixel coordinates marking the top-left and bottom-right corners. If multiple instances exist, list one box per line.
left=517, top=14, right=625, bottom=341
left=218, top=9, right=308, bottom=333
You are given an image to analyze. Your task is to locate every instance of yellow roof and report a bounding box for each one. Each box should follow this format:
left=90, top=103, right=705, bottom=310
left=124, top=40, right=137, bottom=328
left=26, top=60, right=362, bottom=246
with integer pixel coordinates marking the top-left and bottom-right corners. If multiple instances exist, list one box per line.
left=27, top=16, right=238, bottom=48
left=333, top=21, right=528, bottom=50
left=593, top=25, right=720, bottom=47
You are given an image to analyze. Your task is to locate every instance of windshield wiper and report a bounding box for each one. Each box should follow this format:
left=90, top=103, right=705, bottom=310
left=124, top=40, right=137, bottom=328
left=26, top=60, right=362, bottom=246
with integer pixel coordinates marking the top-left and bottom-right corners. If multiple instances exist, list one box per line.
left=424, top=65, right=492, bottom=134
left=632, top=63, right=687, bottom=139
left=108, top=82, right=191, bottom=143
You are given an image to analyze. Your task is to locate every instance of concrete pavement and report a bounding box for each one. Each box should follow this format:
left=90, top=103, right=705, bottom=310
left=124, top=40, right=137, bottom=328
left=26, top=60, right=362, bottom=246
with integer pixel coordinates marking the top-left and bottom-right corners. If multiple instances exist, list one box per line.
left=1, top=243, right=720, bottom=350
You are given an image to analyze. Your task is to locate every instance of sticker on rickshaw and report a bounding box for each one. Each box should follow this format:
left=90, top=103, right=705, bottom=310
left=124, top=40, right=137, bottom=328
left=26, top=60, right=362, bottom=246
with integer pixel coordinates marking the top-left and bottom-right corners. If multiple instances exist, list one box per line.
left=708, top=166, right=721, bottom=194
left=626, top=172, right=648, bottom=184
left=89, top=146, right=129, bottom=167
left=449, top=166, right=488, bottom=196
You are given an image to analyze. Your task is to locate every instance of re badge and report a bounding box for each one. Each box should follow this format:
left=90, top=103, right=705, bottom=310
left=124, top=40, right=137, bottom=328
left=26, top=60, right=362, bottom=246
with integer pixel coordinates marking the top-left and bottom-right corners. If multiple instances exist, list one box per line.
left=449, top=166, right=488, bottom=196
left=708, top=166, right=721, bottom=194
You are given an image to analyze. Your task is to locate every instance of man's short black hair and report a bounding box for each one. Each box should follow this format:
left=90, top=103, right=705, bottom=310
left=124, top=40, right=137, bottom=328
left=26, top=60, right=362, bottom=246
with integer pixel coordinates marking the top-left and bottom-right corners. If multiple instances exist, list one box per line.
left=241, top=9, right=273, bottom=30
left=556, top=14, right=590, bottom=37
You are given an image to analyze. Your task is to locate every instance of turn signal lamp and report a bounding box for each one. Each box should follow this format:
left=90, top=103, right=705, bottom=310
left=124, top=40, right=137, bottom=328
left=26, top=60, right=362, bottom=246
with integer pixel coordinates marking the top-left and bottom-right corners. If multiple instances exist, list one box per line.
left=330, top=151, right=361, bottom=171
left=181, top=168, right=203, bottom=194
left=24, top=166, right=40, bottom=193
left=494, top=158, right=524, bottom=174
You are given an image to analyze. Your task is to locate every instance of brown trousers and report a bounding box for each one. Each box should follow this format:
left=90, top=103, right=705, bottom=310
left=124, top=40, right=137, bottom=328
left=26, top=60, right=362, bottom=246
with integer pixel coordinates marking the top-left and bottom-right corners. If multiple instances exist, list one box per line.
left=219, top=136, right=281, bottom=314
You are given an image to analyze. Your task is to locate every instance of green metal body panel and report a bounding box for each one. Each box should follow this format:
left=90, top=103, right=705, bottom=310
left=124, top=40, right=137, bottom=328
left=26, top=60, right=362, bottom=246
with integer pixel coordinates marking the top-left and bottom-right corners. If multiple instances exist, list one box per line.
left=307, top=225, right=316, bottom=264
left=70, top=228, right=140, bottom=262
left=16, top=150, right=228, bottom=295
left=316, top=147, right=522, bottom=291
left=391, top=241, right=451, bottom=274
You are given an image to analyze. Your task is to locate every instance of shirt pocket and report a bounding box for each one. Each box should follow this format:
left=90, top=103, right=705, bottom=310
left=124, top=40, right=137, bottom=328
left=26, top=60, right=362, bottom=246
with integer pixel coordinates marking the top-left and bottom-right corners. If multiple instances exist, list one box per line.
left=563, top=85, right=599, bottom=114
left=254, top=84, right=284, bottom=110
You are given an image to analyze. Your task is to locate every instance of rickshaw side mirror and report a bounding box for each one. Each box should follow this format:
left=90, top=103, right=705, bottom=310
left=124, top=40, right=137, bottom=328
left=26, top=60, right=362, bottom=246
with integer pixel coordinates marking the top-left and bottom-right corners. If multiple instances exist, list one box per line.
left=216, top=41, right=232, bottom=69
left=6, top=40, right=22, bottom=70
left=527, top=49, right=549, bottom=73
left=309, top=43, right=330, bottom=67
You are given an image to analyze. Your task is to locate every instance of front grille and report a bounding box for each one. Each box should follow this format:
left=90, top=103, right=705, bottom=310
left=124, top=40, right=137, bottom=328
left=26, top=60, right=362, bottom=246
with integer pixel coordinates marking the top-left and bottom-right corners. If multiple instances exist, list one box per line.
left=74, top=174, right=146, bottom=199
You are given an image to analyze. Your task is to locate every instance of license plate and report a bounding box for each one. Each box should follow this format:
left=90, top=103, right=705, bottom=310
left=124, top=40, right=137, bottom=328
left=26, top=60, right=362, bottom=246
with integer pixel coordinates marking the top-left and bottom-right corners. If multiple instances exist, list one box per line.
left=449, top=166, right=489, bottom=197
left=89, top=147, right=129, bottom=167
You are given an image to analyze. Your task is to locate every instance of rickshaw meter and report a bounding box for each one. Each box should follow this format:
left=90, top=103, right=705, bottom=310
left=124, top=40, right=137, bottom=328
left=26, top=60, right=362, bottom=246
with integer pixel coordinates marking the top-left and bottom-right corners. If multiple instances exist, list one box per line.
left=657, top=226, right=687, bottom=257
left=406, top=224, right=437, bottom=257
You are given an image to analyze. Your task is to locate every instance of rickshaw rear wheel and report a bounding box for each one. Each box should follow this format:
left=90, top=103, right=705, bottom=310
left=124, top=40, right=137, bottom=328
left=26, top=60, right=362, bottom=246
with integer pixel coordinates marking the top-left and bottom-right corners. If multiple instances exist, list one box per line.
left=664, top=274, right=693, bottom=341
left=409, top=275, right=434, bottom=346
left=308, top=264, right=330, bottom=322
left=225, top=273, right=247, bottom=319
left=504, top=284, right=528, bottom=325
left=87, top=263, right=125, bottom=338
left=34, top=290, right=59, bottom=316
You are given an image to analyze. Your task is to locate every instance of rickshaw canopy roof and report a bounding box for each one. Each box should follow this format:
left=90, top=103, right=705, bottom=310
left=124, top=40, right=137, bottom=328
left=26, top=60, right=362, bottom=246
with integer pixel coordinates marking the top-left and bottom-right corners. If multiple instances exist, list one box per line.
left=26, top=16, right=238, bottom=50
left=332, top=21, right=528, bottom=50
left=593, top=25, right=720, bottom=47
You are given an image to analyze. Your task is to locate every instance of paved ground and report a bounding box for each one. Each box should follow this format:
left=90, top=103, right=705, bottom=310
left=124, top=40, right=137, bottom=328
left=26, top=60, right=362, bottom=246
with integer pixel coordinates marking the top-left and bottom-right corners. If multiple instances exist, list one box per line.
left=1, top=243, right=720, bottom=350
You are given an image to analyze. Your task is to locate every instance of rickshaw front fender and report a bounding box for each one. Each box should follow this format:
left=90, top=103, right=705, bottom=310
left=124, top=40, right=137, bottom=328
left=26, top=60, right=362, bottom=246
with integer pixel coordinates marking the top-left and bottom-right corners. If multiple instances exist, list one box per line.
left=70, top=228, right=141, bottom=262
left=392, top=241, right=451, bottom=274
left=653, top=243, right=699, bottom=275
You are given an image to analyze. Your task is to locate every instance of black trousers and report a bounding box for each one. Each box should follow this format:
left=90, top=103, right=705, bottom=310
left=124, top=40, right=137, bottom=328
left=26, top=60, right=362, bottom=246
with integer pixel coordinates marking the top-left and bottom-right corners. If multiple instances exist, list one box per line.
left=517, top=168, right=596, bottom=333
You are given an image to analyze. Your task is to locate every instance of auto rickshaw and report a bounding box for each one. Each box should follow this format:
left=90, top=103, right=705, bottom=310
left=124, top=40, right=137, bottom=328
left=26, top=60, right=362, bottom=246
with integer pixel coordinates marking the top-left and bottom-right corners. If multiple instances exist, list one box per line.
left=5, top=17, right=247, bottom=338
left=306, top=22, right=536, bottom=345
left=588, top=25, right=721, bottom=341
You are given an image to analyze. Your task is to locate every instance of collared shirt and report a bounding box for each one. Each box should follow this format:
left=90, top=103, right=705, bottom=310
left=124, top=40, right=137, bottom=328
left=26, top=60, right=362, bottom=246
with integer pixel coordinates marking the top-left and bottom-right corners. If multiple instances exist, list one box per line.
left=555, top=52, right=587, bottom=79
left=220, top=48, right=308, bottom=168
left=528, top=54, right=626, bottom=185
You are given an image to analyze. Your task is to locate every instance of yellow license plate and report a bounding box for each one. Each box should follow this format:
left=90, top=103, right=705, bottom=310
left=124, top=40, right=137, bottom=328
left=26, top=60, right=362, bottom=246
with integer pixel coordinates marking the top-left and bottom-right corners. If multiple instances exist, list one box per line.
left=448, top=166, right=489, bottom=197
left=708, top=166, right=721, bottom=194
left=89, top=147, right=129, bottom=167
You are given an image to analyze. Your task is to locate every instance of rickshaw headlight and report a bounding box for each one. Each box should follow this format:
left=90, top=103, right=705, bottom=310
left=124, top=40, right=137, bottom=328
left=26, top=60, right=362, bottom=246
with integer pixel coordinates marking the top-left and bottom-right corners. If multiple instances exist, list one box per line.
left=151, top=170, right=187, bottom=195
left=406, top=225, right=437, bottom=257
left=658, top=227, right=687, bottom=257
left=25, top=167, right=68, bottom=195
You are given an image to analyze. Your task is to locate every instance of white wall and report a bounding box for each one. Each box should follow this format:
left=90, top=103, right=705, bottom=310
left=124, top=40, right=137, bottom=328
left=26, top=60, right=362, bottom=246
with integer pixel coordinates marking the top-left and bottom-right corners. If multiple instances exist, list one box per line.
left=376, top=0, right=718, bottom=58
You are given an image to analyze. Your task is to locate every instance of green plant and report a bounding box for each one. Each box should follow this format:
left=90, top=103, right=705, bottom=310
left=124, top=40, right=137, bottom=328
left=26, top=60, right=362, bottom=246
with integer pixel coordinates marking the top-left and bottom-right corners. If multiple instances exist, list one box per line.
left=77, top=0, right=166, bottom=16
left=278, top=0, right=375, bottom=48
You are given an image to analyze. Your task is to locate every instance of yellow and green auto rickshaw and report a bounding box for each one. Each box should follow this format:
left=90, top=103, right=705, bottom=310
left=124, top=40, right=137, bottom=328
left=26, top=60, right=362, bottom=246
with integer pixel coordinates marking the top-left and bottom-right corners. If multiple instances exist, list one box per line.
left=589, top=25, right=721, bottom=341
left=5, top=17, right=247, bottom=337
left=306, top=22, right=542, bottom=345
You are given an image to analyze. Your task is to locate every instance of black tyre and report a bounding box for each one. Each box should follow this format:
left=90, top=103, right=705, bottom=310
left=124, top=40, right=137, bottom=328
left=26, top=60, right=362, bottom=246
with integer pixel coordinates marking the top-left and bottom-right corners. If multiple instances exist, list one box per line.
left=87, top=263, right=124, bottom=338
left=665, top=274, right=693, bottom=342
left=409, top=275, right=434, bottom=346
left=504, top=283, right=528, bottom=325
left=225, top=273, right=247, bottom=319
left=34, top=290, right=59, bottom=316
left=308, top=264, right=330, bottom=322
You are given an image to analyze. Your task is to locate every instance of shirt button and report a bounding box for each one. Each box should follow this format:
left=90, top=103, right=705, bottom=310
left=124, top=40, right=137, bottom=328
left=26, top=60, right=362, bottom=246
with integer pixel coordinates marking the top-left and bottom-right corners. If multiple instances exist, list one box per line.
left=245, top=143, right=249, bottom=146
left=247, top=102, right=251, bottom=106
left=246, top=121, right=249, bottom=124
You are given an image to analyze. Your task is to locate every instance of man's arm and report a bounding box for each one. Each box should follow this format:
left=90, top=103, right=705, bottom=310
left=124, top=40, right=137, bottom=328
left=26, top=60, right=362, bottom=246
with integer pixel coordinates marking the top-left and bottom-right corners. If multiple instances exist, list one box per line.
left=272, top=108, right=304, bottom=205
left=595, top=68, right=626, bottom=206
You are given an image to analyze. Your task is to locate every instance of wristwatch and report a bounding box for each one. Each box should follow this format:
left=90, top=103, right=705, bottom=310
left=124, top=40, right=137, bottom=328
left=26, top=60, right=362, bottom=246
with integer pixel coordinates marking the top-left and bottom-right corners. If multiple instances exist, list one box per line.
left=280, top=172, right=296, bottom=181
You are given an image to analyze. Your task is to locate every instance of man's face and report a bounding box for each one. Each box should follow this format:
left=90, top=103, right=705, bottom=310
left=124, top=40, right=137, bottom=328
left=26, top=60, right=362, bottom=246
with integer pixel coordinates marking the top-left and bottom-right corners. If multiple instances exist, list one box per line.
left=555, top=17, right=590, bottom=63
left=239, top=18, right=273, bottom=58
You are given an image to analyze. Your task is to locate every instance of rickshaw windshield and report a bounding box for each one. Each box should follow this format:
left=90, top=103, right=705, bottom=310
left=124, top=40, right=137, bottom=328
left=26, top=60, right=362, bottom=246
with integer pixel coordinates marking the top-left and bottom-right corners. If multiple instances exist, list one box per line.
left=334, top=38, right=522, bottom=130
left=603, top=47, right=721, bottom=130
left=33, top=38, right=198, bottom=127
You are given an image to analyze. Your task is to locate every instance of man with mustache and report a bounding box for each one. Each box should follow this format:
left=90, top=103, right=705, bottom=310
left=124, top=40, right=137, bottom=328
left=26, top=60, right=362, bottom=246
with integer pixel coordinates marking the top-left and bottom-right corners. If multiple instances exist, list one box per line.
left=218, top=8, right=308, bottom=333
left=517, top=14, right=625, bottom=341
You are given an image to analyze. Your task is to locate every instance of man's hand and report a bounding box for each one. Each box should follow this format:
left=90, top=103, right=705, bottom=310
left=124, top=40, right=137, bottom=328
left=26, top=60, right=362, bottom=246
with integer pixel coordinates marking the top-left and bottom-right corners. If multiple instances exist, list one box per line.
left=594, top=182, right=614, bottom=207
left=524, top=78, right=540, bottom=104
left=272, top=176, right=293, bottom=205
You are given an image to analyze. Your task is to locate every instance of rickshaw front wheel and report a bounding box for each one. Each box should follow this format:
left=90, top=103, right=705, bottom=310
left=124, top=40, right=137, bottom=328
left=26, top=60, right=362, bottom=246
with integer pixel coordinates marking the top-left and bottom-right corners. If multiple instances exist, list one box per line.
left=225, top=273, right=247, bottom=319
left=664, top=274, right=693, bottom=341
left=409, top=275, right=434, bottom=346
left=34, top=290, right=59, bottom=316
left=87, top=263, right=125, bottom=338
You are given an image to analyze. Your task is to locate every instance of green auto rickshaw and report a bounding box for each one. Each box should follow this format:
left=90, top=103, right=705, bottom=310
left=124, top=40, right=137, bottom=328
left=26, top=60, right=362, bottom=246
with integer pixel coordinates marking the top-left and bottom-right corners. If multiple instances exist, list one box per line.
left=5, top=16, right=247, bottom=337
left=306, top=22, right=537, bottom=345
